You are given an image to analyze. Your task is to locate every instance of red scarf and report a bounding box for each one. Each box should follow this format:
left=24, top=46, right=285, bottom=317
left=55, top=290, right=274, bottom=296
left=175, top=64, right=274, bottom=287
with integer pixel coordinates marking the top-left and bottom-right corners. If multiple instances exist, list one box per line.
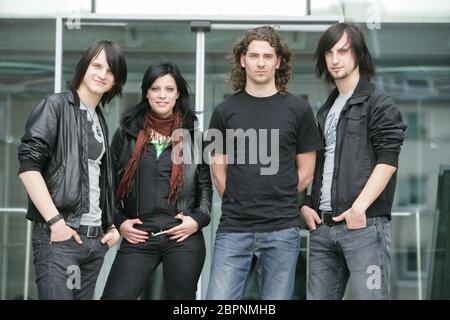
left=116, top=109, right=184, bottom=203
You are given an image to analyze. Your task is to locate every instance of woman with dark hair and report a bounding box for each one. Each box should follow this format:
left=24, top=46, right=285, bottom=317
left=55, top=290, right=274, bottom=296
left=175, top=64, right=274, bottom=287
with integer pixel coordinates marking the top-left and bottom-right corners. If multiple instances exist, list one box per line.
left=101, top=61, right=212, bottom=300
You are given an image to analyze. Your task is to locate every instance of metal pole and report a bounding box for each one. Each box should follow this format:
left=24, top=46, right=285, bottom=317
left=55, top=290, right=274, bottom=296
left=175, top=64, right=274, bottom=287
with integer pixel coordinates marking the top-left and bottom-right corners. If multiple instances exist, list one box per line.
left=1, top=94, right=12, bottom=299
left=1, top=214, right=8, bottom=299
left=54, top=16, right=63, bottom=93
left=91, top=0, right=96, bottom=14
left=416, top=209, right=422, bottom=300
left=195, top=29, right=205, bottom=300
left=195, top=30, right=205, bottom=131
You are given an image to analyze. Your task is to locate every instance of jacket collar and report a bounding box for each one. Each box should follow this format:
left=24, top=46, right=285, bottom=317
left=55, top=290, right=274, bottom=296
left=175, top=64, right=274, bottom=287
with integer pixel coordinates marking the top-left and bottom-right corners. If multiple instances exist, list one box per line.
left=68, top=89, right=108, bottom=123
left=122, top=116, right=141, bottom=138
left=347, top=77, right=375, bottom=104
left=68, top=89, right=80, bottom=107
left=318, top=77, right=375, bottom=117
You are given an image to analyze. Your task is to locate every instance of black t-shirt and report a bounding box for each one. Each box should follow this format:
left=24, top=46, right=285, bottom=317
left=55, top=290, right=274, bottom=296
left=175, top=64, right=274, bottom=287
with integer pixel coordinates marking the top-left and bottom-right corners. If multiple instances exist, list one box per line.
left=208, top=90, right=322, bottom=232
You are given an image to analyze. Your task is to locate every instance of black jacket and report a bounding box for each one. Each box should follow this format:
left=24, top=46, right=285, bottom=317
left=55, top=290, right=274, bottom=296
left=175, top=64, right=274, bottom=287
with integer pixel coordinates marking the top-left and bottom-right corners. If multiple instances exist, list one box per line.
left=304, top=78, right=407, bottom=219
left=18, top=90, right=115, bottom=231
left=111, top=112, right=212, bottom=229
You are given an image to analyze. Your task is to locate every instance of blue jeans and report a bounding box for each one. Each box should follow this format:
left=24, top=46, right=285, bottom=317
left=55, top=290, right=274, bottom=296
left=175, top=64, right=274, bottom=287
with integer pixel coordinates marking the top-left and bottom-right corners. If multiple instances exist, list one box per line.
left=308, top=216, right=391, bottom=300
left=206, top=227, right=300, bottom=300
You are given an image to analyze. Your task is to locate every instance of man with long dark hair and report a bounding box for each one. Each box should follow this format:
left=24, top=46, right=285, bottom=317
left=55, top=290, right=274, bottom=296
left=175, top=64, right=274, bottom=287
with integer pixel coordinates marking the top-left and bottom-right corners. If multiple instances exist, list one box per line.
left=206, top=26, right=322, bottom=299
left=300, top=23, right=407, bottom=299
left=18, top=40, right=127, bottom=299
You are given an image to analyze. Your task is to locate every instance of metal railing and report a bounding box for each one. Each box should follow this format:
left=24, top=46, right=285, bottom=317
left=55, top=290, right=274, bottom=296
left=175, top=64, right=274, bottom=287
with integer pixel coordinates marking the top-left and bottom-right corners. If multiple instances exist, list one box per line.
left=391, top=209, right=423, bottom=300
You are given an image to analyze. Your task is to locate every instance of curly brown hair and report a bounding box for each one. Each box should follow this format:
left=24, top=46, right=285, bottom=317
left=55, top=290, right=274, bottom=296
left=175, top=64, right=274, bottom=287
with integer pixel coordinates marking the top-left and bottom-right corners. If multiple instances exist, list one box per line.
left=226, top=26, right=293, bottom=92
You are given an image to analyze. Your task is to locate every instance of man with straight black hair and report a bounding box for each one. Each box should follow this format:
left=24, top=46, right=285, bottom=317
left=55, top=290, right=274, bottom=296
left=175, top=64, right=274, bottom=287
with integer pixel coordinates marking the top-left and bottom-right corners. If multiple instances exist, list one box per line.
left=300, top=23, right=407, bottom=299
left=18, top=40, right=127, bottom=299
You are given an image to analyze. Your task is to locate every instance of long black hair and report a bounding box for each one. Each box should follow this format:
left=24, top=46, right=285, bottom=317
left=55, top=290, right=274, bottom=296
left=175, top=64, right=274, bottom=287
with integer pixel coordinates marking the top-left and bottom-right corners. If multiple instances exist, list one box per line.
left=314, top=23, right=375, bottom=83
left=122, top=61, right=196, bottom=129
left=69, top=40, right=127, bottom=105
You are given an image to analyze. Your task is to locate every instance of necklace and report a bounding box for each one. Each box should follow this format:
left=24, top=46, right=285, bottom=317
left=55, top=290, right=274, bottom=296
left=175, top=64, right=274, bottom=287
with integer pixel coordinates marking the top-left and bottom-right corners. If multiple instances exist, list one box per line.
left=80, top=98, right=102, bottom=136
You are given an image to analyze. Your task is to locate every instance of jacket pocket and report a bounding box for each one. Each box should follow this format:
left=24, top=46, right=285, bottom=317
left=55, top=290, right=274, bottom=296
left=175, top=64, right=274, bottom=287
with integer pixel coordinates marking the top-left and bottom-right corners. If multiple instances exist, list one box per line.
left=345, top=110, right=366, bottom=136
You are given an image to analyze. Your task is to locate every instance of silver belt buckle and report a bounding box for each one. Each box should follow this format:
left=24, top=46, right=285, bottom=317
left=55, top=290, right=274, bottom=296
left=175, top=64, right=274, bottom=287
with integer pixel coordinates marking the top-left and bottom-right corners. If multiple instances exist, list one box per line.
left=151, top=229, right=168, bottom=236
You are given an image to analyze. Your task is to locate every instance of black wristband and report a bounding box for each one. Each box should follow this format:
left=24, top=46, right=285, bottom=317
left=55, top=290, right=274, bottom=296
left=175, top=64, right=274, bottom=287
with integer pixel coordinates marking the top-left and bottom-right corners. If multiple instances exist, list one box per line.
left=45, top=213, right=63, bottom=228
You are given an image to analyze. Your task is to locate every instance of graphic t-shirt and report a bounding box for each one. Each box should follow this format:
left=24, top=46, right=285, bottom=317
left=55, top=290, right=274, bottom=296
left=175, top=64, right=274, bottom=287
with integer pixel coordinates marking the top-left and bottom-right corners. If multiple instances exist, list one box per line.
left=79, top=102, right=105, bottom=227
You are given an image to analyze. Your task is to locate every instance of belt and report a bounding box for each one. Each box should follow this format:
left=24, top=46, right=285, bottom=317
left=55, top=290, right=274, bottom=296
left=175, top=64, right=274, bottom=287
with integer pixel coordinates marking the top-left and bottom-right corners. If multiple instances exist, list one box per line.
left=33, top=222, right=103, bottom=238
left=78, top=225, right=103, bottom=238
left=319, top=210, right=345, bottom=227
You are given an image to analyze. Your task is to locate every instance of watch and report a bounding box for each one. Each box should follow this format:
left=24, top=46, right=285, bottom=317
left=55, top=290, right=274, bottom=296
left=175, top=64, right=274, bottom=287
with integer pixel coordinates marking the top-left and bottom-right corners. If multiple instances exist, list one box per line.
left=45, top=213, right=63, bottom=228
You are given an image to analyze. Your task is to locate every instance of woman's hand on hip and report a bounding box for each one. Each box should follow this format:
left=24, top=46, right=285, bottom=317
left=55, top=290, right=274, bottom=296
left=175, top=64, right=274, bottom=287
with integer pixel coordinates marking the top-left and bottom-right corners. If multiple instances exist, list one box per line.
left=166, top=213, right=198, bottom=243
left=119, top=218, right=149, bottom=244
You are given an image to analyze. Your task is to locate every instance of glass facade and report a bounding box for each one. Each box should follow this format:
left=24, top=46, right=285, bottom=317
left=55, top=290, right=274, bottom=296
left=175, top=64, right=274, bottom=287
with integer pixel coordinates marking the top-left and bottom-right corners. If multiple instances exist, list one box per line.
left=0, top=19, right=55, bottom=299
left=0, top=2, right=449, bottom=300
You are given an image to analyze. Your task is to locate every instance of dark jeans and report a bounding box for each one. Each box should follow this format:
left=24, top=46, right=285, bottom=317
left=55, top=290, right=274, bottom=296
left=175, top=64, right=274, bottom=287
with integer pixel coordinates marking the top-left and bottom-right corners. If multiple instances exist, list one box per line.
left=101, top=230, right=206, bottom=300
left=32, top=224, right=108, bottom=300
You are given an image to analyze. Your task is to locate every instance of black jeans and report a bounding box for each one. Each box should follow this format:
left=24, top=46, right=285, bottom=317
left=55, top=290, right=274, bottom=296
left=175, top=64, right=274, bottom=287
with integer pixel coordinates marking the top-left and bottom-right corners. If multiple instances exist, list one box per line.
left=32, top=224, right=108, bottom=300
left=101, top=229, right=206, bottom=300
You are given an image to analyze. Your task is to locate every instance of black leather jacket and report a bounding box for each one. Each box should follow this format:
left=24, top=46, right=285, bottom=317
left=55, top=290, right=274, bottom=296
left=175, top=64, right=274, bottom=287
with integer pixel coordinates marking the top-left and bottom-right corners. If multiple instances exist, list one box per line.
left=18, top=90, right=115, bottom=231
left=111, top=113, right=212, bottom=229
left=304, top=78, right=407, bottom=219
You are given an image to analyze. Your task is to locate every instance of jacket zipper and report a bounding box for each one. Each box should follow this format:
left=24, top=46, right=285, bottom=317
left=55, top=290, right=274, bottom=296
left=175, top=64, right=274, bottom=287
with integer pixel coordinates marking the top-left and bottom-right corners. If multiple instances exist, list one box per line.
left=314, top=120, right=325, bottom=210
left=182, top=167, right=188, bottom=213
left=155, top=147, right=159, bottom=215
left=135, top=161, right=140, bottom=217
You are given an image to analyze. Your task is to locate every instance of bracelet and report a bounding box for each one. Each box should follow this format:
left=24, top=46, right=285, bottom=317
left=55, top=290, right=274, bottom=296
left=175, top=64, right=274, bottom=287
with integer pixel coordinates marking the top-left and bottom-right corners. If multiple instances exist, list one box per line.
left=45, top=213, right=63, bottom=228
left=106, top=225, right=117, bottom=233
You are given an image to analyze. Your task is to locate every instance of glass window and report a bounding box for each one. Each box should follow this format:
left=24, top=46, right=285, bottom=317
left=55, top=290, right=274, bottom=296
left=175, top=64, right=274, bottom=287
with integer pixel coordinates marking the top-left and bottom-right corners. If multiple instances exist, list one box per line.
left=361, top=22, right=449, bottom=299
left=0, top=18, right=55, bottom=300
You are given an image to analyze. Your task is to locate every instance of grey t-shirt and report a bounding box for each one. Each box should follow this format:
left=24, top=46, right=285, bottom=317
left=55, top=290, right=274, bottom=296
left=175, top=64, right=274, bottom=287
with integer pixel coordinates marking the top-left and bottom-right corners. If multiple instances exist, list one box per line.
left=319, top=90, right=353, bottom=211
left=79, top=102, right=105, bottom=226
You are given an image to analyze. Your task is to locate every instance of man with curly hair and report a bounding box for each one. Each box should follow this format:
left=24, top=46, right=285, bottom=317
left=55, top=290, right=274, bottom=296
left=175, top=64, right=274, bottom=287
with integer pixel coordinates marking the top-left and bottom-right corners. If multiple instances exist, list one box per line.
left=206, top=26, right=322, bottom=300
